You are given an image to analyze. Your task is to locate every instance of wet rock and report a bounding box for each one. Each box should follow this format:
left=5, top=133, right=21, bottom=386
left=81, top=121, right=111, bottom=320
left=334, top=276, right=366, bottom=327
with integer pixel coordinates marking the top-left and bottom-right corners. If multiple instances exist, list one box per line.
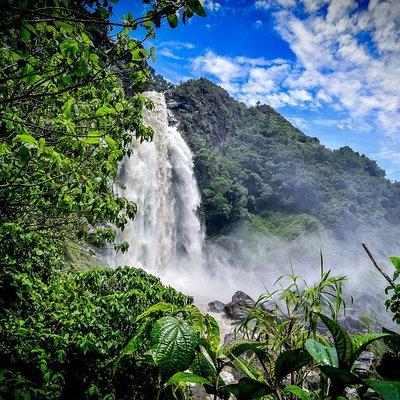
left=304, top=371, right=320, bottom=391
left=220, top=370, right=236, bottom=385
left=208, top=300, right=226, bottom=313
left=224, top=291, right=256, bottom=320
left=353, top=351, right=374, bottom=378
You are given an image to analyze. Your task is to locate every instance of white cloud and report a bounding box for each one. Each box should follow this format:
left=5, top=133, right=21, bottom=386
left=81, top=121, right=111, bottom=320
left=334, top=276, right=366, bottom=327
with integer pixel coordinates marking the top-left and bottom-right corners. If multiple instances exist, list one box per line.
left=377, top=146, right=400, bottom=167
left=192, top=51, right=243, bottom=83
left=272, top=0, right=400, bottom=136
left=191, top=52, right=310, bottom=108
left=255, top=0, right=295, bottom=9
left=253, top=20, right=263, bottom=29
left=190, top=1, right=400, bottom=142
left=203, top=0, right=221, bottom=11
left=254, top=0, right=272, bottom=9
left=160, top=41, right=195, bottom=50
left=159, top=49, right=182, bottom=60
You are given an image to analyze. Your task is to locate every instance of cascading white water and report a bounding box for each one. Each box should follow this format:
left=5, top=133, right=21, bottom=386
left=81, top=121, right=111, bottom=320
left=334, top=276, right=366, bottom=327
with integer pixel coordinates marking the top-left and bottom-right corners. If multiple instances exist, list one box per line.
left=114, top=92, right=204, bottom=281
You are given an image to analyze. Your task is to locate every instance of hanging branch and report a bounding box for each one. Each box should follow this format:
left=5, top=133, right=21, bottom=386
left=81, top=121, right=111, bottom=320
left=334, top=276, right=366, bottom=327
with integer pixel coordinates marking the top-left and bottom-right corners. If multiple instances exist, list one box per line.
left=362, top=243, right=396, bottom=288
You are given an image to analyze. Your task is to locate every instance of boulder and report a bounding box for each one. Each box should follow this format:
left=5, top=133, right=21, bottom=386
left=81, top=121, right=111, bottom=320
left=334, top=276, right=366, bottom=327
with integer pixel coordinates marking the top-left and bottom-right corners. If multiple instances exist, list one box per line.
left=207, top=300, right=226, bottom=313
left=223, top=291, right=255, bottom=320
left=353, top=351, right=374, bottom=378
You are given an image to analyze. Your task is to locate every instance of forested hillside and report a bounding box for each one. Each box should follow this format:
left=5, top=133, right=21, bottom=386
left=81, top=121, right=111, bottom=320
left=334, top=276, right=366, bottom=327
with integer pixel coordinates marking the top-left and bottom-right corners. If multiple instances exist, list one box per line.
left=166, top=78, right=400, bottom=236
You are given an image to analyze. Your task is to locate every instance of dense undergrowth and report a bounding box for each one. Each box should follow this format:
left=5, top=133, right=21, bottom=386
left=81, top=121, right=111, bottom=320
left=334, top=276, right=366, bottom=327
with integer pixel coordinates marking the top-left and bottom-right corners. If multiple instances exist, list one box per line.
left=117, top=258, right=400, bottom=400
left=1, top=266, right=191, bottom=399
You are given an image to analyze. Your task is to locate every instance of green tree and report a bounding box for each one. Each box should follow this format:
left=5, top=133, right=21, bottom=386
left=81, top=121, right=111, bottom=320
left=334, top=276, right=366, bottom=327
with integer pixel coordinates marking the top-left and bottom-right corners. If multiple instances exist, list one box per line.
left=0, top=0, right=206, bottom=398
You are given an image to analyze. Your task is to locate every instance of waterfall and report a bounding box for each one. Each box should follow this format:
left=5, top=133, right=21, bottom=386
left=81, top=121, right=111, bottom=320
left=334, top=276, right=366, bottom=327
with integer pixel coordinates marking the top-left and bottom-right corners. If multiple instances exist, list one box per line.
left=114, top=92, right=204, bottom=279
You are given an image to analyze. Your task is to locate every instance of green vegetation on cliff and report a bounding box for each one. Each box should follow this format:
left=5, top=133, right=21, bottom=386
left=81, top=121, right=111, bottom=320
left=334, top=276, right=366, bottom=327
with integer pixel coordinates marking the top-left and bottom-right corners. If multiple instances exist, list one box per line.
left=167, top=78, right=400, bottom=236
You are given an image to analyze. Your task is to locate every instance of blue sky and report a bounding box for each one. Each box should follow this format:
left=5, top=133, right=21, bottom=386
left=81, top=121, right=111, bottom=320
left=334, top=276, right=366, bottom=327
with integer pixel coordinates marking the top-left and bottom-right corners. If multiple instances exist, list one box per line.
left=113, top=0, right=400, bottom=180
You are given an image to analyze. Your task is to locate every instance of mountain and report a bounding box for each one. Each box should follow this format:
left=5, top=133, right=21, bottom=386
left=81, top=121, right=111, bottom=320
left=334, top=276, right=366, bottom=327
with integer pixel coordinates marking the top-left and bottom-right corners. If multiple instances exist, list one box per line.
left=165, top=78, right=400, bottom=238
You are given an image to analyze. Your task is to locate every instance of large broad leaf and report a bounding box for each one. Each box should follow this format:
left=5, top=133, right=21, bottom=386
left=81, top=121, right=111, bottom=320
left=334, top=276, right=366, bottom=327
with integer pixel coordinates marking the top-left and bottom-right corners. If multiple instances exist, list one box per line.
left=187, top=0, right=206, bottom=17
left=113, top=321, right=150, bottom=374
left=382, top=327, right=400, bottom=354
left=351, top=333, right=389, bottom=364
left=151, top=316, right=199, bottom=373
left=318, top=313, right=353, bottom=369
left=365, top=380, right=400, bottom=400
left=120, top=322, right=149, bottom=357
left=230, top=377, right=271, bottom=400
left=222, top=339, right=267, bottom=359
left=320, top=366, right=359, bottom=385
left=305, top=339, right=338, bottom=367
left=167, top=12, right=178, bottom=28
left=275, top=349, right=312, bottom=381
left=283, top=385, right=311, bottom=400
left=166, top=372, right=213, bottom=387
left=135, top=302, right=172, bottom=323
left=190, top=351, right=217, bottom=380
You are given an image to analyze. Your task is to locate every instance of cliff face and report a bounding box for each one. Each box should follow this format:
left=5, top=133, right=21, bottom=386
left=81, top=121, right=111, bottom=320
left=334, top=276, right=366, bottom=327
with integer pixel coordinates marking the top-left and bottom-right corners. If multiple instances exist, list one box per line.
left=165, top=78, right=400, bottom=237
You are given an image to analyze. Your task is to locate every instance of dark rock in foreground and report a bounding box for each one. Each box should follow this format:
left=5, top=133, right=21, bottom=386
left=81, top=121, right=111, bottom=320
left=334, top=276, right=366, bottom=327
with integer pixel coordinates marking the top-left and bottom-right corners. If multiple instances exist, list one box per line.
left=223, top=291, right=256, bottom=320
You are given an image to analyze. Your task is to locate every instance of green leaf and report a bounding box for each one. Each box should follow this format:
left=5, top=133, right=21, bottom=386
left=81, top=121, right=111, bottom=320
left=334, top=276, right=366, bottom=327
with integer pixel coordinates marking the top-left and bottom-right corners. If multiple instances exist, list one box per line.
left=365, top=380, right=400, bottom=400
left=318, top=313, right=353, bottom=369
left=320, top=366, right=359, bottom=385
left=231, top=354, right=266, bottom=383
left=351, top=333, right=388, bottom=363
left=96, top=106, right=115, bottom=117
left=83, top=137, right=100, bottom=145
left=104, top=136, right=116, bottom=150
left=21, top=27, right=30, bottom=43
left=275, top=349, right=312, bottom=381
left=131, top=48, right=147, bottom=61
left=135, top=302, right=172, bottom=323
left=190, top=350, right=216, bottom=379
left=390, top=257, right=400, bottom=280
left=14, top=134, right=37, bottom=145
left=382, top=327, right=400, bottom=353
left=167, top=13, right=179, bottom=28
left=151, top=316, right=199, bottom=373
left=233, top=377, right=271, bottom=400
left=222, top=340, right=267, bottom=359
left=187, top=0, right=206, bottom=17
left=305, top=339, right=338, bottom=367
left=166, top=372, right=212, bottom=387
left=205, top=314, right=220, bottom=353
left=390, top=257, right=400, bottom=270
left=283, top=385, right=311, bottom=400
left=120, top=323, right=149, bottom=357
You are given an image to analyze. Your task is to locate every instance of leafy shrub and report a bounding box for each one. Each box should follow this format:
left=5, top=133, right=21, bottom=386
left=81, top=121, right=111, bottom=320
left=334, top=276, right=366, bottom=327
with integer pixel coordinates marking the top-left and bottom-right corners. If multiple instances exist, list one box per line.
left=385, top=257, right=400, bottom=324
left=0, top=266, right=192, bottom=399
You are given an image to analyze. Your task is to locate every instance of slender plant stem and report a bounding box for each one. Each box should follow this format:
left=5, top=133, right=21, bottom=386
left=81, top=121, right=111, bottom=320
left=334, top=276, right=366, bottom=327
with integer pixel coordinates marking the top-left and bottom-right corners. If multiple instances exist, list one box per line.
left=362, top=243, right=396, bottom=288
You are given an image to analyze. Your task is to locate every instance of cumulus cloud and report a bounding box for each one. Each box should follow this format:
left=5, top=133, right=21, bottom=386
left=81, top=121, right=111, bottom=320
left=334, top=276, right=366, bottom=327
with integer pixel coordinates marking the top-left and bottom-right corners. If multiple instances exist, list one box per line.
left=274, top=0, right=400, bottom=137
left=192, top=51, right=243, bottom=83
left=191, top=51, right=312, bottom=108
left=194, top=0, right=400, bottom=151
